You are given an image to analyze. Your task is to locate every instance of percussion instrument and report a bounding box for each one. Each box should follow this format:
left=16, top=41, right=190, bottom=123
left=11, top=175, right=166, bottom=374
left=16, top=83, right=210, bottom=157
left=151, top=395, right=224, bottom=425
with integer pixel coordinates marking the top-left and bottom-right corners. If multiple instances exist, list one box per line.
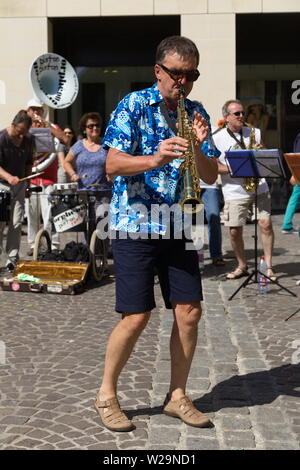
left=49, top=188, right=106, bottom=233
left=0, top=190, right=11, bottom=222
left=53, top=182, right=78, bottom=194
left=49, top=192, right=86, bottom=233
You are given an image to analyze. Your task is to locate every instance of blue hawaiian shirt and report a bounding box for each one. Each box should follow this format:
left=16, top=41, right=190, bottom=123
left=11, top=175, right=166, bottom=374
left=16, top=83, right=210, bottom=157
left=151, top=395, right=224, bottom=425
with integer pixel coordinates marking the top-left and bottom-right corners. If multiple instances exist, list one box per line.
left=103, top=83, right=220, bottom=234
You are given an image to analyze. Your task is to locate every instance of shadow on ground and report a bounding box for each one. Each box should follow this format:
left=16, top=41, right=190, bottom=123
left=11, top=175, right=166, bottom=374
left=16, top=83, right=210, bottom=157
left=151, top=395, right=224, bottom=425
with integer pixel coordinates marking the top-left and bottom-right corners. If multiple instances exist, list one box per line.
left=124, top=364, right=300, bottom=419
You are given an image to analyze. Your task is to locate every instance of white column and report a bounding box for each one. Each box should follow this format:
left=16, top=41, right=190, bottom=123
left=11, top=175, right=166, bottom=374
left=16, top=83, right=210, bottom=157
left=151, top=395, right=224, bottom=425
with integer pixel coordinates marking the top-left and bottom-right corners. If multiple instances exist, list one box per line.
left=181, top=13, right=236, bottom=127
left=0, top=17, right=49, bottom=128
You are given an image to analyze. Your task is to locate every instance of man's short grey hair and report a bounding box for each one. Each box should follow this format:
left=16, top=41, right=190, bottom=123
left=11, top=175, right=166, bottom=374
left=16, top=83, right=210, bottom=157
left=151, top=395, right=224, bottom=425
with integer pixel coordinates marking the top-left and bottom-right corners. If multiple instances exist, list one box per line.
left=156, top=36, right=199, bottom=66
left=222, top=99, right=243, bottom=117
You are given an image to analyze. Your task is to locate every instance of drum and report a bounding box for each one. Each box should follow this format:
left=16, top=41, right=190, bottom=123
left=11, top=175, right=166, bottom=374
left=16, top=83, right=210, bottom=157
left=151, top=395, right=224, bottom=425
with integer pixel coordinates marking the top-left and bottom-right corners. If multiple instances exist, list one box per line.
left=49, top=193, right=87, bottom=233
left=0, top=190, right=11, bottom=222
left=53, top=182, right=78, bottom=194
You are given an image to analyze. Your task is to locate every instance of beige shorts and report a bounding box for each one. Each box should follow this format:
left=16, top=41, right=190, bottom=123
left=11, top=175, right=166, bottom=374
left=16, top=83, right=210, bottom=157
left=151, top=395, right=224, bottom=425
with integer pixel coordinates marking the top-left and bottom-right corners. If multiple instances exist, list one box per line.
left=223, top=192, right=271, bottom=227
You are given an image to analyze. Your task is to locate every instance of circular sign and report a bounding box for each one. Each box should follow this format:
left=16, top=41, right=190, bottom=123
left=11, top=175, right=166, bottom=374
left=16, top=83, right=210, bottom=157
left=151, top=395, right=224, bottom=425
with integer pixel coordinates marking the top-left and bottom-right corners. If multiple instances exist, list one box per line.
left=11, top=282, right=20, bottom=291
left=30, top=53, right=79, bottom=109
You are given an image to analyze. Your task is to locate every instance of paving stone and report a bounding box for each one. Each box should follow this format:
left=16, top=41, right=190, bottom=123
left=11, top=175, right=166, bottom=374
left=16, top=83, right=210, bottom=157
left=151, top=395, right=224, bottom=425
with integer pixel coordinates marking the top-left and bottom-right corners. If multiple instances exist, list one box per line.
left=0, top=433, right=19, bottom=445
left=36, top=444, right=56, bottom=450
left=263, top=441, right=300, bottom=450
left=250, top=407, right=286, bottom=423
left=225, top=440, right=257, bottom=450
left=0, top=416, right=29, bottom=426
left=13, top=438, right=42, bottom=449
left=218, top=416, right=252, bottom=430
left=148, top=426, right=181, bottom=445
left=185, top=438, right=220, bottom=450
left=255, top=423, right=298, bottom=442
left=0, top=216, right=299, bottom=450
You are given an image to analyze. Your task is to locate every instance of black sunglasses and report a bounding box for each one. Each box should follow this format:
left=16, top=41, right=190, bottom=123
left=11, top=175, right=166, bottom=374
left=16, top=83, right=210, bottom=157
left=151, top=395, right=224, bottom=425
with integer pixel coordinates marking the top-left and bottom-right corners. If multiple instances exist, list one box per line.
left=158, top=63, right=200, bottom=82
left=230, top=111, right=245, bottom=117
left=86, top=124, right=100, bottom=129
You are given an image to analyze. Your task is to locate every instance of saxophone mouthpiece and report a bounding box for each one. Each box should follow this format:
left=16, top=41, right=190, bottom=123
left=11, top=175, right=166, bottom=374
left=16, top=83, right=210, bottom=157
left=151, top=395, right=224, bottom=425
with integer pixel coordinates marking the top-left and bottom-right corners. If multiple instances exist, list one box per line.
left=179, top=87, right=185, bottom=97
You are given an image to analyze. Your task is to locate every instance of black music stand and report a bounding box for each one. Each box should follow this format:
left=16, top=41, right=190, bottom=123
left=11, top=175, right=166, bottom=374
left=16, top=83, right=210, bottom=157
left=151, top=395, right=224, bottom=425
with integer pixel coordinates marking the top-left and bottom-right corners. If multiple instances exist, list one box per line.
left=224, top=149, right=297, bottom=300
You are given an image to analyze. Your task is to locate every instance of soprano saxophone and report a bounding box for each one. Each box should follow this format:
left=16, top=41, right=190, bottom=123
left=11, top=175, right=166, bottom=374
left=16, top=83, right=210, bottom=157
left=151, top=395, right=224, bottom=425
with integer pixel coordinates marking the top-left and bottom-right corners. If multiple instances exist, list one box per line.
left=243, top=123, right=260, bottom=192
left=177, top=88, right=203, bottom=213
left=231, top=122, right=259, bottom=192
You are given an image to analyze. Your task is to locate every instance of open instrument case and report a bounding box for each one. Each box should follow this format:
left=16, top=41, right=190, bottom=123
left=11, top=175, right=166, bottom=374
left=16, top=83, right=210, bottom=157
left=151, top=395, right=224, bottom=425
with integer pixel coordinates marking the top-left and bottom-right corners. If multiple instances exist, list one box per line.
left=0, top=260, right=90, bottom=295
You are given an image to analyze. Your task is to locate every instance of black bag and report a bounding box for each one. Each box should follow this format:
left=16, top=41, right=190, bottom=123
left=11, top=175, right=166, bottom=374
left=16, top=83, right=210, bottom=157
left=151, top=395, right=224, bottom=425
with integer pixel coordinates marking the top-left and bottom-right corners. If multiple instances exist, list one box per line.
left=61, top=241, right=91, bottom=263
left=39, top=242, right=90, bottom=263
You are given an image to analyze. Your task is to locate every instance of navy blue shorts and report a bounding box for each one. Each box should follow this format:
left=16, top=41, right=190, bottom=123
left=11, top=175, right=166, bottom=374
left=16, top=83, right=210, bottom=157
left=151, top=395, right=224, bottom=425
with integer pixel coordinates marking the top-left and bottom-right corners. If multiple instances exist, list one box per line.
left=112, top=235, right=202, bottom=313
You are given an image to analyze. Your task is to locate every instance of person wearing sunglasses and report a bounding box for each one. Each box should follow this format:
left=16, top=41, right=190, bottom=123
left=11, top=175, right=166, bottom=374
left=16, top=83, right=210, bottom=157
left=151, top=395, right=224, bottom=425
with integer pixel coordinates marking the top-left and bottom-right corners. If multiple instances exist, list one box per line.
left=64, top=112, right=112, bottom=236
left=95, top=36, right=219, bottom=433
left=64, top=112, right=110, bottom=191
left=214, top=99, right=276, bottom=281
left=56, top=126, right=77, bottom=184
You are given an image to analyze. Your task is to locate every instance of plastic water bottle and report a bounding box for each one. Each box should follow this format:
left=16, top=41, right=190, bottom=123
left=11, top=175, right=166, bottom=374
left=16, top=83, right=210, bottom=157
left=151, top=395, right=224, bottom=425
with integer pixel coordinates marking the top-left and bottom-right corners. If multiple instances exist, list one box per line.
left=258, top=255, right=269, bottom=294
left=197, top=249, right=204, bottom=273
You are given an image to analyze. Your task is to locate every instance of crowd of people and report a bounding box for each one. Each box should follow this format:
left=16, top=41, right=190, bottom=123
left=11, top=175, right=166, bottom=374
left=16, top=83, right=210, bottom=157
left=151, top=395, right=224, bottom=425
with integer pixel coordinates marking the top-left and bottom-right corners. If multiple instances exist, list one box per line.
left=0, top=100, right=112, bottom=270
left=0, top=35, right=299, bottom=433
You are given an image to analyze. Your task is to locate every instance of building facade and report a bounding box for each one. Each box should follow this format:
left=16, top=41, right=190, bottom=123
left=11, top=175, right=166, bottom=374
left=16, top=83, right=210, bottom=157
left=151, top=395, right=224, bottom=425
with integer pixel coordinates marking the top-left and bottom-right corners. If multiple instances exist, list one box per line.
left=0, top=0, right=300, bottom=161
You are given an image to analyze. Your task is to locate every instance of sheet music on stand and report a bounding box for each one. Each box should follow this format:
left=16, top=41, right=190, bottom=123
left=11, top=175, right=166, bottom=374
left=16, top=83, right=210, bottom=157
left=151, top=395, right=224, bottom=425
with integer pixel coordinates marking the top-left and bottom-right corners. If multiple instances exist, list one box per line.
left=29, top=127, right=55, bottom=154
left=225, top=148, right=285, bottom=180
left=223, top=148, right=296, bottom=300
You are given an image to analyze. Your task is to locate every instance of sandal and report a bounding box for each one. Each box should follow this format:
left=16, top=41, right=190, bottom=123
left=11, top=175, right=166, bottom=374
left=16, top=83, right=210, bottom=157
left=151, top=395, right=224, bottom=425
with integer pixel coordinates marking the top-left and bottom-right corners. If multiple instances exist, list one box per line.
left=226, top=265, right=249, bottom=280
left=163, top=394, right=212, bottom=428
left=212, top=258, right=225, bottom=266
left=266, top=266, right=277, bottom=282
left=94, top=395, right=135, bottom=432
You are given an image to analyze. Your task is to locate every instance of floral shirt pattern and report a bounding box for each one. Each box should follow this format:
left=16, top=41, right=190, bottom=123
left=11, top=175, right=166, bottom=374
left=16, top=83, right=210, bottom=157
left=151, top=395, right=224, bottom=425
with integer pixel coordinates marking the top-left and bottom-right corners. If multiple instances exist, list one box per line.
left=103, top=83, right=220, bottom=234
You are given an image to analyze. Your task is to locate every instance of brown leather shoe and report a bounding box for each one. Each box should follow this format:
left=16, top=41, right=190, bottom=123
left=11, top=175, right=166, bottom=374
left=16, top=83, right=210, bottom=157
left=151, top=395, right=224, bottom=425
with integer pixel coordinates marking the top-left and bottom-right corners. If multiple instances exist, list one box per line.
left=94, top=395, right=135, bottom=432
left=163, top=394, right=212, bottom=428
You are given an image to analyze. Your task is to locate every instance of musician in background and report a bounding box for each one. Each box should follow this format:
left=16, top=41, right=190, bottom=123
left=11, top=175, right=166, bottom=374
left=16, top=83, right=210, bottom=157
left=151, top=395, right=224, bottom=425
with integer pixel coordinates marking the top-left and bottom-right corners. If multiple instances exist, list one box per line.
left=26, top=98, right=70, bottom=146
left=64, top=112, right=112, bottom=231
left=95, top=36, right=218, bottom=433
left=194, top=100, right=224, bottom=268
left=56, top=126, right=77, bottom=183
left=0, top=110, right=33, bottom=271
left=26, top=117, right=60, bottom=257
left=215, top=99, right=276, bottom=281
left=26, top=98, right=71, bottom=191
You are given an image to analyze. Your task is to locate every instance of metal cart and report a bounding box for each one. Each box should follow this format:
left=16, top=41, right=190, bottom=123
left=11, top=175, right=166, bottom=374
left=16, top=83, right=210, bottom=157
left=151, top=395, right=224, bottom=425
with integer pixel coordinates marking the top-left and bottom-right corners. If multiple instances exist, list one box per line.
left=33, top=183, right=107, bottom=281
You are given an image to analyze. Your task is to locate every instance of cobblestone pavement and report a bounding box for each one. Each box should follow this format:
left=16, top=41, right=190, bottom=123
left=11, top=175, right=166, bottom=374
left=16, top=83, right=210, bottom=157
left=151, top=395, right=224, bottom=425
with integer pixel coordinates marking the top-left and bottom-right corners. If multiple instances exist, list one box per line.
left=0, top=214, right=299, bottom=450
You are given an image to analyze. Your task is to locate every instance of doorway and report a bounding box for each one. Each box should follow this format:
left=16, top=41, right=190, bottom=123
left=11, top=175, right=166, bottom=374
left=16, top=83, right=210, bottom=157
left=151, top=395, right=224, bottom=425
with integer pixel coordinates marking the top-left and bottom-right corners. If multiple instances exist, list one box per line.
left=51, top=15, right=180, bottom=130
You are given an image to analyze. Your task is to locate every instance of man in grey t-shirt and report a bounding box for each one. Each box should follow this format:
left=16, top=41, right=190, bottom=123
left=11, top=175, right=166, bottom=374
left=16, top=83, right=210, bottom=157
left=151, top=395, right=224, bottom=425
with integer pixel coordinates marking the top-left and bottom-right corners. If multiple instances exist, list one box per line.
left=0, top=110, right=33, bottom=270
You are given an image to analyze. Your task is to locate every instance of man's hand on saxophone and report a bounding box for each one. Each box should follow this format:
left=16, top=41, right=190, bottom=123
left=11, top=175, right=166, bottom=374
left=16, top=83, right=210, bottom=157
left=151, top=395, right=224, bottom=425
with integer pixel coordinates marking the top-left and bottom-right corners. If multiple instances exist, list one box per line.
left=155, top=136, right=188, bottom=167
left=192, top=111, right=210, bottom=144
left=106, top=136, right=189, bottom=178
left=192, top=112, right=218, bottom=185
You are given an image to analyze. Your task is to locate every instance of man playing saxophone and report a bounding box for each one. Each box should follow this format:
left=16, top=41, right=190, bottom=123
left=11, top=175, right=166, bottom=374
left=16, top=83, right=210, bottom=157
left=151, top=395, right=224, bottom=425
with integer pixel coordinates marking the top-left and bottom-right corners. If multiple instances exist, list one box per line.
left=95, top=36, right=219, bottom=432
left=214, top=99, right=276, bottom=281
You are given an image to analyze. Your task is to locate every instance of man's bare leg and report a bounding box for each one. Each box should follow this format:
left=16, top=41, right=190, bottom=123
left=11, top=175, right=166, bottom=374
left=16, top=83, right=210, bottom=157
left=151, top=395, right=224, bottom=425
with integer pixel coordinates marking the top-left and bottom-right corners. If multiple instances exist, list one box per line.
left=229, top=226, right=247, bottom=269
left=164, top=301, right=211, bottom=427
left=168, top=302, right=202, bottom=400
left=98, top=312, right=150, bottom=400
left=259, top=218, right=275, bottom=274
